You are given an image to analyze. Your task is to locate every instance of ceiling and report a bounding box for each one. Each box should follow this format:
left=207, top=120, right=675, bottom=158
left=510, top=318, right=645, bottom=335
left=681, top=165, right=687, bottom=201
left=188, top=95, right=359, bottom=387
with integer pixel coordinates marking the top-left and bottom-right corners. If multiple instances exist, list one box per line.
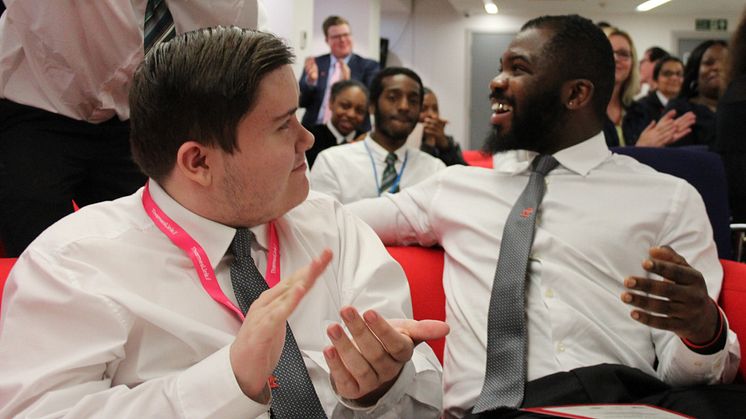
left=444, top=0, right=745, bottom=17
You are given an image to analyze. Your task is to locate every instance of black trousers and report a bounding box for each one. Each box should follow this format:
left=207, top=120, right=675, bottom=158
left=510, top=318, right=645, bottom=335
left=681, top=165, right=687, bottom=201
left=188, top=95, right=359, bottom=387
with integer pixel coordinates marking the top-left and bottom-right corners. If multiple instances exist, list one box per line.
left=0, top=99, right=146, bottom=256
left=465, top=364, right=746, bottom=419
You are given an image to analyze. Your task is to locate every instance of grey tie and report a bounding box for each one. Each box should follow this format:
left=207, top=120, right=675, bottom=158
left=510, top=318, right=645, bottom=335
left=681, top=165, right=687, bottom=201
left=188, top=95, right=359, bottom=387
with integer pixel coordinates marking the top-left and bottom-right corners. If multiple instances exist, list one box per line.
left=473, top=154, right=559, bottom=413
left=379, top=152, right=400, bottom=194
left=144, top=0, right=175, bottom=56
left=230, top=228, right=327, bottom=418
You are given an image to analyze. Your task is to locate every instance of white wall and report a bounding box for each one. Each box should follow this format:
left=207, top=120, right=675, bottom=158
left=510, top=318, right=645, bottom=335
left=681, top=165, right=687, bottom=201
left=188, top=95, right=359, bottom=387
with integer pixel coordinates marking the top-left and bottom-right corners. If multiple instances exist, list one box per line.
left=262, top=0, right=314, bottom=78
left=381, top=0, right=738, bottom=149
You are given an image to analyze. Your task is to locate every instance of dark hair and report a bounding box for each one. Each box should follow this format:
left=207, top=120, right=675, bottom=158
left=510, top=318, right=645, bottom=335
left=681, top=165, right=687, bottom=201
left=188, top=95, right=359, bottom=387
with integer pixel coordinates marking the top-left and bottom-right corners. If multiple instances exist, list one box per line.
left=323, top=15, right=349, bottom=37
left=646, top=46, right=669, bottom=63
left=129, top=27, right=293, bottom=181
left=653, top=55, right=683, bottom=80
left=368, top=66, right=424, bottom=107
left=679, top=39, right=727, bottom=100
left=726, top=7, right=746, bottom=85
left=521, top=15, right=615, bottom=122
left=330, top=79, right=369, bottom=103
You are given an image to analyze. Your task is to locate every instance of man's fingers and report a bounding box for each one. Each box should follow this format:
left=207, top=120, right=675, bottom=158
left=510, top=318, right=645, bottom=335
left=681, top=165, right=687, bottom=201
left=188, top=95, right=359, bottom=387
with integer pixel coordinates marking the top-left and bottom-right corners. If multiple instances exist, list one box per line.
left=340, top=307, right=397, bottom=367
left=628, top=308, right=680, bottom=331
left=623, top=276, right=681, bottom=300
left=324, top=346, right=360, bottom=397
left=361, top=310, right=413, bottom=362
left=649, top=246, right=688, bottom=265
left=642, top=257, right=701, bottom=286
left=388, top=318, right=450, bottom=344
left=326, top=323, right=379, bottom=390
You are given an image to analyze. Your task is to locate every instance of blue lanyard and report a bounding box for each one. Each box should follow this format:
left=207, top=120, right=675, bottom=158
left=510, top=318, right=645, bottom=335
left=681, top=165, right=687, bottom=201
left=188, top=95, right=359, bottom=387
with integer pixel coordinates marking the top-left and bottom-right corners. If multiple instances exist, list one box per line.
left=364, top=140, right=409, bottom=196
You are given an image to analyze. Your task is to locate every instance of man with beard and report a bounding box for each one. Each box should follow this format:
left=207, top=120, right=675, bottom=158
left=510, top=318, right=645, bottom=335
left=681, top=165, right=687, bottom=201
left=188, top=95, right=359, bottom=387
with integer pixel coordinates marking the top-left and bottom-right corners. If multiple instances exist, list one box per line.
left=310, top=67, right=445, bottom=204
left=347, top=15, right=742, bottom=419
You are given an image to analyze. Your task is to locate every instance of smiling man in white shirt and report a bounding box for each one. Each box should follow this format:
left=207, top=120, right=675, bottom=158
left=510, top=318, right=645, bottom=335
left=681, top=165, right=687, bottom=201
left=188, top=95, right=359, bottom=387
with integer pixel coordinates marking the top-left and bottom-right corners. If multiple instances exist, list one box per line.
left=347, top=15, right=742, bottom=419
left=0, top=27, right=447, bottom=418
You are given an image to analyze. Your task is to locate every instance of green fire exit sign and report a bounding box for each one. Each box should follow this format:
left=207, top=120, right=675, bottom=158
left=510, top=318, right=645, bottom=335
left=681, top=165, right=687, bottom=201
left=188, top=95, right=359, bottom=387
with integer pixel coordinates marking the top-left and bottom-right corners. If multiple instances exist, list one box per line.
left=696, top=18, right=728, bottom=31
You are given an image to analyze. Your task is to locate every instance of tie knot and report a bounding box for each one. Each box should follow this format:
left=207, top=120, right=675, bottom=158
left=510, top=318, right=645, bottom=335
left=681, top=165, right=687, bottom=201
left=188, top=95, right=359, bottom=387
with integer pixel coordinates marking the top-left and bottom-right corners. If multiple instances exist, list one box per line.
left=532, top=154, right=559, bottom=176
left=385, top=152, right=397, bottom=165
left=230, top=228, right=255, bottom=258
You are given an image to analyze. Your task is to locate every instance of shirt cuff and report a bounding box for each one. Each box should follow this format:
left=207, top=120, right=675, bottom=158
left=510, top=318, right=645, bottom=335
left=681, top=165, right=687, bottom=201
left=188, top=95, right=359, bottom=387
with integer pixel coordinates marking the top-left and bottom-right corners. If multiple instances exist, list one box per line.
left=177, top=345, right=270, bottom=419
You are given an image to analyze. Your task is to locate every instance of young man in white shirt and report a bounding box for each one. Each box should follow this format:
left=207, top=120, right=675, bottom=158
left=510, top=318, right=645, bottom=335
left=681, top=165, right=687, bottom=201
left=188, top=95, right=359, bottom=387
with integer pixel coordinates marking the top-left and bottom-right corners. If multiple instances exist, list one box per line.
left=0, top=27, right=447, bottom=418
left=310, top=67, right=446, bottom=204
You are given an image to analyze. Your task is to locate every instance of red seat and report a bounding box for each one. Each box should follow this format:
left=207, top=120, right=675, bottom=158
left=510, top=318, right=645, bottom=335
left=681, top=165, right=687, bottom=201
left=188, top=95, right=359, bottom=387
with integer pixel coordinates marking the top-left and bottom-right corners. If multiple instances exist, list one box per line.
left=461, top=150, right=493, bottom=168
left=0, top=257, right=17, bottom=310
left=387, top=245, right=746, bottom=381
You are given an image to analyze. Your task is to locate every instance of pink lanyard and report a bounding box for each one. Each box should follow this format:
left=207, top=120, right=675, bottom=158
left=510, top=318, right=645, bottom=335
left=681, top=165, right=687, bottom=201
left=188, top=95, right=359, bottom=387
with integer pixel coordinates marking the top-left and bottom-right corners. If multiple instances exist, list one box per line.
left=141, top=182, right=281, bottom=320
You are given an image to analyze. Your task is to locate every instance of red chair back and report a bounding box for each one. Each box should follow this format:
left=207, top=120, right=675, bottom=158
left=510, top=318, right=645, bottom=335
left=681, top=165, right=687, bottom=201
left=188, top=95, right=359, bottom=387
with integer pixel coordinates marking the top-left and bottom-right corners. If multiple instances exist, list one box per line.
left=719, top=259, right=746, bottom=381
left=386, top=246, right=446, bottom=363
left=0, top=258, right=17, bottom=311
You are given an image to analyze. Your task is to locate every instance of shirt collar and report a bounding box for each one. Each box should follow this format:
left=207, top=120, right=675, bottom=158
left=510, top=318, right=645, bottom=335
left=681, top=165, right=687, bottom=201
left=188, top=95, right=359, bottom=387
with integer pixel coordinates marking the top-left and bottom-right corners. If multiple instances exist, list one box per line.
left=326, top=121, right=354, bottom=144
left=364, top=133, right=408, bottom=162
left=491, top=131, right=610, bottom=176
left=147, top=180, right=269, bottom=268
left=330, top=54, right=352, bottom=67
left=656, top=90, right=669, bottom=107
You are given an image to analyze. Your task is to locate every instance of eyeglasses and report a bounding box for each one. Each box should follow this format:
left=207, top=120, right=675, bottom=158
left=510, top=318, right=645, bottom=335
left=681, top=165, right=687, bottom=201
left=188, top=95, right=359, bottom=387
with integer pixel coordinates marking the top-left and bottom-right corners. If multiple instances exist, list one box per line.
left=328, top=32, right=351, bottom=41
left=613, top=50, right=632, bottom=61
left=660, top=70, right=683, bottom=78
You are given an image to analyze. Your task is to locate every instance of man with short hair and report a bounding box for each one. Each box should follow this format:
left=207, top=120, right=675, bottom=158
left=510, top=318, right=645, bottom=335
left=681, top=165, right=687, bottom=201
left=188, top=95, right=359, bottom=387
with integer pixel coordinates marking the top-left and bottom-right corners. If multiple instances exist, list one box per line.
left=300, top=15, right=379, bottom=130
left=310, top=67, right=446, bottom=204
left=0, top=27, right=447, bottom=418
left=348, top=15, right=741, bottom=418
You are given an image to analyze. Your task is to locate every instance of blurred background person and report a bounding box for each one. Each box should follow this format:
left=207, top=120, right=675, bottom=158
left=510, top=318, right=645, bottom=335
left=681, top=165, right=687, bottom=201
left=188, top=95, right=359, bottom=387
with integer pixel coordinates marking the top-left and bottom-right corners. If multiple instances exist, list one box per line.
left=637, top=46, right=669, bottom=99
left=716, top=9, right=746, bottom=223
left=417, top=87, right=467, bottom=166
left=624, top=56, right=695, bottom=147
left=604, top=28, right=693, bottom=148
left=299, top=15, right=379, bottom=131
left=305, top=80, right=368, bottom=167
left=668, top=40, right=728, bottom=148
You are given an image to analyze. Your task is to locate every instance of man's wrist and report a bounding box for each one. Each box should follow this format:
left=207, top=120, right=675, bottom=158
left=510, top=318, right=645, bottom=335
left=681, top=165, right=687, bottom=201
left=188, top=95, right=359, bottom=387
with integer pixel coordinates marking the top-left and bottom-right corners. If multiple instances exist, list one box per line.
left=681, top=299, right=727, bottom=355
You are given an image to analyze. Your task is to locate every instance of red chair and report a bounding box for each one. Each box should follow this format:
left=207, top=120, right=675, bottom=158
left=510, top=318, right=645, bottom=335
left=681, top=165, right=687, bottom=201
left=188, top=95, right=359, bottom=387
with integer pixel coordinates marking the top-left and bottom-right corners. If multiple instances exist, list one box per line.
left=387, top=246, right=446, bottom=364
left=0, top=257, right=17, bottom=310
left=387, top=245, right=746, bottom=381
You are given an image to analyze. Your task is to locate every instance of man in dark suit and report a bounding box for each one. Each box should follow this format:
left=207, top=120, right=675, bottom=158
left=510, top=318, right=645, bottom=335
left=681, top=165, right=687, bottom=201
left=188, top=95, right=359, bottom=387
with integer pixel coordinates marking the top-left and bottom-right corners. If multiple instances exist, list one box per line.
left=299, top=15, right=379, bottom=130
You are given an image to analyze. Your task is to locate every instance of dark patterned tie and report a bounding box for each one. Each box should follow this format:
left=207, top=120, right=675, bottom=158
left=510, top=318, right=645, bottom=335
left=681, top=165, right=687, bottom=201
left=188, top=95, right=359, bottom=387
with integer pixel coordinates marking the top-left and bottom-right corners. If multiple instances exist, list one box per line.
left=144, top=0, right=176, bottom=56
left=473, top=154, right=559, bottom=413
left=230, top=228, right=327, bottom=418
left=379, top=152, right=400, bottom=194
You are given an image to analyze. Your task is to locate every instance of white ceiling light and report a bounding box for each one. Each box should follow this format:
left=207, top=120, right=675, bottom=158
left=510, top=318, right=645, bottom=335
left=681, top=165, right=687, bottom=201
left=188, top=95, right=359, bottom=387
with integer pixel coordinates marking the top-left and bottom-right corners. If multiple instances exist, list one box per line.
left=636, top=0, right=672, bottom=12
left=483, top=0, right=498, bottom=14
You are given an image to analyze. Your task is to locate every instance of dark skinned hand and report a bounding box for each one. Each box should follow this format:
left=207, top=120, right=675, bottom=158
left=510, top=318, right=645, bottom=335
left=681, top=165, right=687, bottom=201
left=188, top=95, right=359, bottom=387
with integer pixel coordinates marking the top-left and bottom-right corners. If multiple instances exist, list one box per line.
left=621, top=246, right=719, bottom=345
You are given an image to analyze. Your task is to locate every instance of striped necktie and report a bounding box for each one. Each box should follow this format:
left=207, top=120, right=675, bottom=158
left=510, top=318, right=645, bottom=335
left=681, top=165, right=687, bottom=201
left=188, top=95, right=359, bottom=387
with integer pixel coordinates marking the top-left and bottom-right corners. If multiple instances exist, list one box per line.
left=379, top=152, right=399, bottom=194
left=473, top=154, right=559, bottom=413
left=144, top=0, right=176, bottom=56
left=230, top=228, right=327, bottom=418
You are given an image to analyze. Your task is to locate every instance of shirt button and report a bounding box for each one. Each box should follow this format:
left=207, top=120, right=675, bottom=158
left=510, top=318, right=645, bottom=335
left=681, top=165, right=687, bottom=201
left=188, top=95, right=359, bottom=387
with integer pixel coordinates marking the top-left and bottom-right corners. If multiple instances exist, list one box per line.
left=694, top=361, right=703, bottom=367
left=545, top=288, right=554, bottom=298
left=556, top=341, right=565, bottom=353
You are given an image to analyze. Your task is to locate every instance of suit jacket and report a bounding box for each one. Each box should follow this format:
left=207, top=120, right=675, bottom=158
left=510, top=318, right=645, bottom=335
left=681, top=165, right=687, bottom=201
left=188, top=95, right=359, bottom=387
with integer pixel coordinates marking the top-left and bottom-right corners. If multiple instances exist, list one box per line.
left=305, top=123, right=363, bottom=168
left=299, top=53, right=379, bottom=129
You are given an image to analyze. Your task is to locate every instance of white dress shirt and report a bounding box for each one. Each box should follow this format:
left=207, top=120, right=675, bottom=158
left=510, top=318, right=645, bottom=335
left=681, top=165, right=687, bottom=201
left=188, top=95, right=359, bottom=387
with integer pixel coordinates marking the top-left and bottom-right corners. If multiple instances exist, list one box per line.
left=310, top=134, right=446, bottom=204
left=347, top=132, right=741, bottom=418
left=326, top=120, right=356, bottom=144
left=0, top=181, right=442, bottom=418
left=0, top=0, right=260, bottom=123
